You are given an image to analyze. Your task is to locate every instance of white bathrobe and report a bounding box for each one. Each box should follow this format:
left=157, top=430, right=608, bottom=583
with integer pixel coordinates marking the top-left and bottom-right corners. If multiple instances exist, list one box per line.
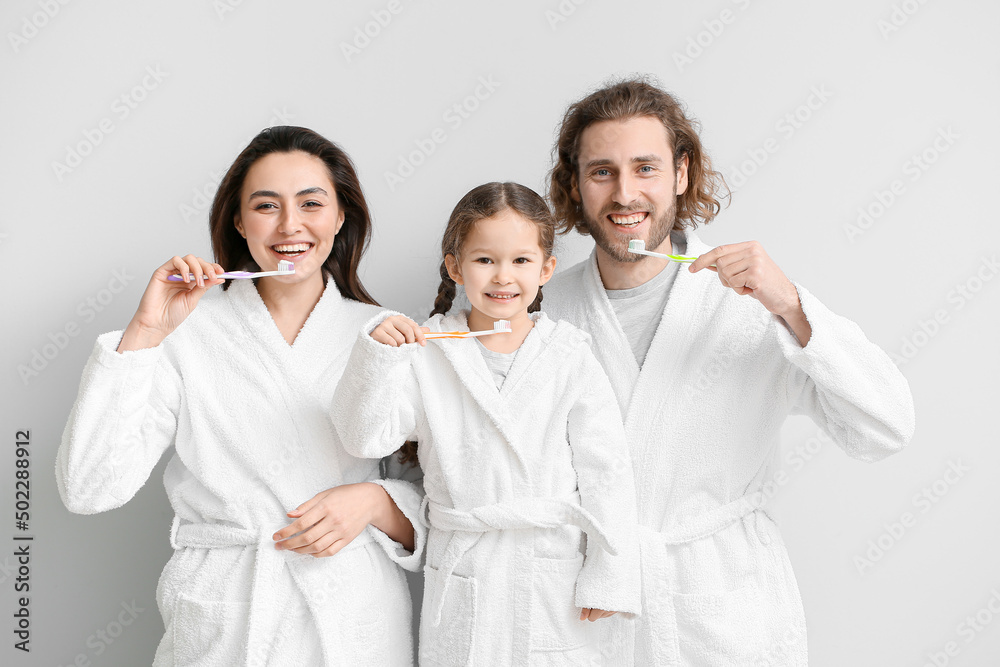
left=542, top=230, right=915, bottom=666
left=57, top=278, right=427, bottom=667
left=332, top=310, right=642, bottom=667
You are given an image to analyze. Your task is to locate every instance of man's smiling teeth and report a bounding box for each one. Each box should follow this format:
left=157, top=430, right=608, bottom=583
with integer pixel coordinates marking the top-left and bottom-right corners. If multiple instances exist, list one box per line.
left=272, top=243, right=312, bottom=254
left=609, top=212, right=647, bottom=226
left=486, top=293, right=518, bottom=300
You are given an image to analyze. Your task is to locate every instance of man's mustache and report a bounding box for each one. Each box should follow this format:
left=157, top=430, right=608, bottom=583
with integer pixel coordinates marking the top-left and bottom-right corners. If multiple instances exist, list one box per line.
left=600, top=204, right=654, bottom=216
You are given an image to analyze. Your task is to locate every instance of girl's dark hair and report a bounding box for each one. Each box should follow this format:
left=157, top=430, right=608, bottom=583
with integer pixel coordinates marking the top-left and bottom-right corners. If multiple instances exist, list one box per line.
left=209, top=126, right=377, bottom=305
left=430, top=181, right=556, bottom=317
left=398, top=182, right=556, bottom=467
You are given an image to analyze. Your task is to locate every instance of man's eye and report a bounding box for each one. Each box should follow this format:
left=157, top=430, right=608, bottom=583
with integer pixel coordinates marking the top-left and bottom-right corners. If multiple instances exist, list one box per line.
left=639, top=165, right=655, bottom=173
left=594, top=169, right=610, bottom=177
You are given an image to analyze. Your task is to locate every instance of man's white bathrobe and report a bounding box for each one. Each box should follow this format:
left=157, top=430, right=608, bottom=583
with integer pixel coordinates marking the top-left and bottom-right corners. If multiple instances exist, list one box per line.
left=57, top=278, right=426, bottom=667
left=332, top=310, right=641, bottom=666
left=542, top=230, right=915, bottom=666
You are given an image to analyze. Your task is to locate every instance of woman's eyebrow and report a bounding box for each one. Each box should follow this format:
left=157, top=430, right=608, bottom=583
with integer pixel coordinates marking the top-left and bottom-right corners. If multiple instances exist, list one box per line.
left=248, top=189, right=280, bottom=200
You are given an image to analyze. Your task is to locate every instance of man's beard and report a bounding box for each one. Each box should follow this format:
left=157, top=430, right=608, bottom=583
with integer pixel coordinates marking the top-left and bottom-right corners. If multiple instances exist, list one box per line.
left=583, top=196, right=678, bottom=263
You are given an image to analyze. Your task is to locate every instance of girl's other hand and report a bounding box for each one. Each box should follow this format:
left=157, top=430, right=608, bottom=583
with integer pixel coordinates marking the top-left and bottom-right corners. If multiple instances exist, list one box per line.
left=370, top=315, right=428, bottom=347
left=579, top=608, right=618, bottom=622
left=118, top=255, right=226, bottom=352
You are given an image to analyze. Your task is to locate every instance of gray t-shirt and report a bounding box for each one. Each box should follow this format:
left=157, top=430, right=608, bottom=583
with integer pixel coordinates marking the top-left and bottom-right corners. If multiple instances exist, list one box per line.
left=606, top=234, right=687, bottom=366
left=477, top=339, right=517, bottom=389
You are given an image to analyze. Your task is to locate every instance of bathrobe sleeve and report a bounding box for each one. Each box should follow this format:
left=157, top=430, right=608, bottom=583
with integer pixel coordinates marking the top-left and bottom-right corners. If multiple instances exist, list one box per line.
left=366, top=454, right=427, bottom=572
left=567, top=352, right=642, bottom=616
left=778, top=283, right=916, bottom=462
left=57, top=331, right=181, bottom=514
left=331, top=312, right=423, bottom=460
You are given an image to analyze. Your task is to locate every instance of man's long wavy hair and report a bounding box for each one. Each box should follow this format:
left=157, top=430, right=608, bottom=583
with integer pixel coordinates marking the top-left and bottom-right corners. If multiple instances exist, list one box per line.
left=548, top=77, right=729, bottom=235
left=209, top=126, right=377, bottom=305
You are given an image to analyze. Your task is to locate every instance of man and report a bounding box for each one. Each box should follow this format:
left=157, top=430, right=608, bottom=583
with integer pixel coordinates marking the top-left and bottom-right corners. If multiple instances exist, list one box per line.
left=542, top=78, right=915, bottom=665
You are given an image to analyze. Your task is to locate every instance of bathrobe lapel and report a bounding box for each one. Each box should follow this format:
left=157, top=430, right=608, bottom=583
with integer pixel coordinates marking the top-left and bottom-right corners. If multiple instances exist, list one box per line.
left=221, top=279, right=369, bottom=666
left=580, top=254, right=641, bottom=415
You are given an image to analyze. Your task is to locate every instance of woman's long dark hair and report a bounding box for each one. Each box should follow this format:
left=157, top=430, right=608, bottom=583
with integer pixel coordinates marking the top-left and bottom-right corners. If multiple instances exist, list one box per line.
left=209, top=126, right=377, bottom=305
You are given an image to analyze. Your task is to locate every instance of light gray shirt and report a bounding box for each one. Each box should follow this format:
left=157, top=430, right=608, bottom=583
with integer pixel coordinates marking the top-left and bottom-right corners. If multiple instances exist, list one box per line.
left=606, top=234, right=688, bottom=366
left=477, top=339, right=517, bottom=389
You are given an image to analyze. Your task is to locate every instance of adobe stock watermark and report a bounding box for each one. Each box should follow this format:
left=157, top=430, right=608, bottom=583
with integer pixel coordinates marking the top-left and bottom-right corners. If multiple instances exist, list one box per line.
left=51, top=65, right=169, bottom=182
left=18, top=268, right=135, bottom=385
left=383, top=75, right=501, bottom=192
left=891, top=254, right=997, bottom=366
left=877, top=0, right=931, bottom=40
left=213, top=0, right=252, bottom=21
left=7, top=0, right=72, bottom=54
left=920, top=588, right=1000, bottom=666
left=853, top=459, right=969, bottom=576
left=672, top=0, right=755, bottom=73
left=545, top=0, right=589, bottom=31
left=57, top=599, right=146, bottom=667
left=340, top=0, right=407, bottom=62
left=844, top=126, right=958, bottom=243
left=178, top=107, right=294, bottom=225
left=725, top=85, right=833, bottom=191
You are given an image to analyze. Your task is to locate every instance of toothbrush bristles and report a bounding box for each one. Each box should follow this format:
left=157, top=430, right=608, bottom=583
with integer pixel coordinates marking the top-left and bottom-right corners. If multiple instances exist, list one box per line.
left=628, top=240, right=646, bottom=251
left=278, top=260, right=295, bottom=273
left=495, top=320, right=511, bottom=332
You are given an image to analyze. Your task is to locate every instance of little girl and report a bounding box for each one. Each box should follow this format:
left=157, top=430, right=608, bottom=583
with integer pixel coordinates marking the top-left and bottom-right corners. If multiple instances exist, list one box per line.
left=332, top=182, right=640, bottom=665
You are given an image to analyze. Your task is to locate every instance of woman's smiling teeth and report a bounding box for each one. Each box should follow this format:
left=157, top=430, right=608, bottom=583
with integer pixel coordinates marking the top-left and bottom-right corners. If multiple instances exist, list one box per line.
left=608, top=212, right=647, bottom=227
left=272, top=242, right=313, bottom=256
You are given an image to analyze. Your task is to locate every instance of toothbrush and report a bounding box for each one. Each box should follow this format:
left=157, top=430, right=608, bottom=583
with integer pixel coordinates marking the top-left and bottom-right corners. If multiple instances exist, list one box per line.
left=167, top=260, right=296, bottom=281
left=626, top=240, right=701, bottom=263
left=425, top=320, right=512, bottom=340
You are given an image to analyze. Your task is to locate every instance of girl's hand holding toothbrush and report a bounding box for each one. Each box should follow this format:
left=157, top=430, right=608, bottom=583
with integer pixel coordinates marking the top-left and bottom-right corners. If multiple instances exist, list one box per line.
left=370, top=315, right=430, bottom=348
left=117, top=255, right=226, bottom=353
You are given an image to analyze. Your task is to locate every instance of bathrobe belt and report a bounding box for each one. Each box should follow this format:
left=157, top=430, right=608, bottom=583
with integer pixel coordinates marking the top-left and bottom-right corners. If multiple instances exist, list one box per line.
left=169, top=516, right=375, bottom=666
left=422, top=494, right=619, bottom=626
left=635, top=493, right=767, bottom=666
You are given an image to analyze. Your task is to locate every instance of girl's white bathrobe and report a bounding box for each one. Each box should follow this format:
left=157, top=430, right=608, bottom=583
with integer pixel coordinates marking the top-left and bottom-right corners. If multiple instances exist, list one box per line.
left=332, top=310, right=642, bottom=666
left=57, top=278, right=427, bottom=667
left=542, top=230, right=915, bottom=666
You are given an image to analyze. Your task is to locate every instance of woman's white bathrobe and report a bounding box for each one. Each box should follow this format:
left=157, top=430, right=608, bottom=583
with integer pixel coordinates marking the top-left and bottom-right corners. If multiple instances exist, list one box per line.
left=57, top=278, right=427, bottom=667
left=332, top=310, right=642, bottom=666
left=542, top=230, right=915, bottom=666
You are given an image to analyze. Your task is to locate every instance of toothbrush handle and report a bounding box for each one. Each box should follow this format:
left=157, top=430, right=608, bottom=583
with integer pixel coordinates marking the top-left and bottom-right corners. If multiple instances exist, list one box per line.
left=166, top=271, right=252, bottom=282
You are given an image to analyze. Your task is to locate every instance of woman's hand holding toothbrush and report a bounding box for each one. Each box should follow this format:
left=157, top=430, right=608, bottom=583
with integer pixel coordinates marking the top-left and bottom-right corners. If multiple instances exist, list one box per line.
left=117, top=255, right=226, bottom=353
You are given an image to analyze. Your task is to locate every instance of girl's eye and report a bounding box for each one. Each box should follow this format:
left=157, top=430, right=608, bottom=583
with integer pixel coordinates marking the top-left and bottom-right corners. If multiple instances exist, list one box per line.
left=513, top=257, right=530, bottom=264
left=475, top=257, right=492, bottom=264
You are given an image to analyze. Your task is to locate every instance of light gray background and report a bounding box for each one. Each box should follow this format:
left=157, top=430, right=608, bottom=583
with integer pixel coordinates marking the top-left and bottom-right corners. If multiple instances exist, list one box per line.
left=2, top=1, right=998, bottom=665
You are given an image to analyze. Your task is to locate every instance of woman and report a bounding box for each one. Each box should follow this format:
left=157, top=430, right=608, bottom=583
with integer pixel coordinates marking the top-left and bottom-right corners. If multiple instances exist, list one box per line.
left=57, top=126, right=424, bottom=665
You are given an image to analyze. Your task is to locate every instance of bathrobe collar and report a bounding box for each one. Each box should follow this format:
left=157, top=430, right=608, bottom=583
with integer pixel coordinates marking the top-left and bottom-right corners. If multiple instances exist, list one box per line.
left=426, top=310, right=579, bottom=462
left=226, top=276, right=361, bottom=371
left=583, top=229, right=711, bottom=450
